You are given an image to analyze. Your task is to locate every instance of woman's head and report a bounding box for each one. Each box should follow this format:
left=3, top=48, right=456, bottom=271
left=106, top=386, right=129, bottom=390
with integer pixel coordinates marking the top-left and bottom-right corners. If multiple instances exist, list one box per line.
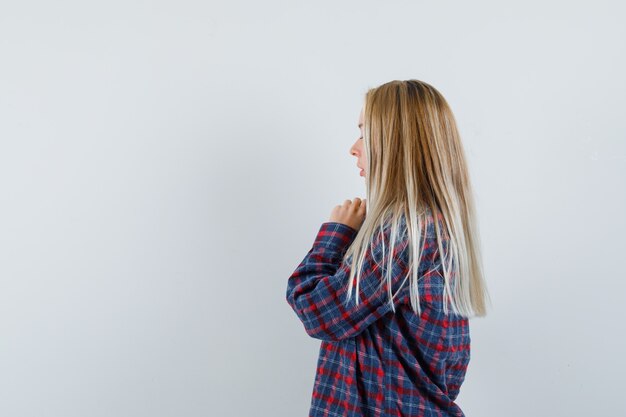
left=343, top=79, right=491, bottom=318
left=353, top=79, right=467, bottom=211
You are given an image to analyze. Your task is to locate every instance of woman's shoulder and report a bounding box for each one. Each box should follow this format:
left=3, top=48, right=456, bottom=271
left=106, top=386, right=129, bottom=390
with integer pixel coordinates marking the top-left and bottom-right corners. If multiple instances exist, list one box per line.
left=395, top=207, right=446, bottom=239
left=369, top=207, right=448, bottom=267
left=392, top=209, right=452, bottom=274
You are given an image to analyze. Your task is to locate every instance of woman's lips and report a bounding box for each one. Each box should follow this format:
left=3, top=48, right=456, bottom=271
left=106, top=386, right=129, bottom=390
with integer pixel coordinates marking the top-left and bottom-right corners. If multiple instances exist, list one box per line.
left=360, top=169, right=365, bottom=176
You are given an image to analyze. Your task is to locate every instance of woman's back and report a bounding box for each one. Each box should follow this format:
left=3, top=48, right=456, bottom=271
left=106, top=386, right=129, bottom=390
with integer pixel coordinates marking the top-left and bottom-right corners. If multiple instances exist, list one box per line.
left=286, top=210, right=470, bottom=417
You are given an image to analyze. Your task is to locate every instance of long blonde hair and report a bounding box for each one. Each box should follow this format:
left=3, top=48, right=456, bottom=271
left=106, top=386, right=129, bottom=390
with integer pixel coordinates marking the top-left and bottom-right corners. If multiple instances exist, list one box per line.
left=343, top=79, right=491, bottom=318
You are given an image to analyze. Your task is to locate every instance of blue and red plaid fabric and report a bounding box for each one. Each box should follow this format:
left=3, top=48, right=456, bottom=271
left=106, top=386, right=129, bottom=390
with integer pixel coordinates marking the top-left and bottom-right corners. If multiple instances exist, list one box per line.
left=286, top=214, right=471, bottom=417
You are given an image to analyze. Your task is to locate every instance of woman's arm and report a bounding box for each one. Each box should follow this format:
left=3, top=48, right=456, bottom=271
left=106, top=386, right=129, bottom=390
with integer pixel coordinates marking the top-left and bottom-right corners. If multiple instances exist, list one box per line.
left=285, top=221, right=407, bottom=342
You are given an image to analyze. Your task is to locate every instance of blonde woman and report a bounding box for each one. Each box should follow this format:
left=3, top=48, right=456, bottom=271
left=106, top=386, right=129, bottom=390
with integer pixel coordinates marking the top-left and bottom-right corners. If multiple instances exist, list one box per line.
left=286, top=79, right=491, bottom=417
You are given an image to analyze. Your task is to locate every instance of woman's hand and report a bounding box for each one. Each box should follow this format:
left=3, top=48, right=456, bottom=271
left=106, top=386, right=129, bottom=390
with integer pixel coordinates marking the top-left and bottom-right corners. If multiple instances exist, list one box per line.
left=329, top=198, right=367, bottom=231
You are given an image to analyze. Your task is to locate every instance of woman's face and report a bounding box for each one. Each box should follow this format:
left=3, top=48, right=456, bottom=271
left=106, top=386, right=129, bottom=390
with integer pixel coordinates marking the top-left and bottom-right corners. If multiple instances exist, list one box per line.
left=350, top=106, right=367, bottom=178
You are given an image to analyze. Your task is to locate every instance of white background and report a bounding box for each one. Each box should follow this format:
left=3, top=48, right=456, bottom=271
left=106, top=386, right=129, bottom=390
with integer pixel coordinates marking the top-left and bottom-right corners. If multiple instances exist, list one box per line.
left=1, top=1, right=625, bottom=416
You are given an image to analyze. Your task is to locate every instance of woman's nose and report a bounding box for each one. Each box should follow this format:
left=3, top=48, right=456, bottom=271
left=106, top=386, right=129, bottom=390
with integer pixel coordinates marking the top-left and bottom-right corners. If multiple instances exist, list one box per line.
left=350, top=141, right=359, bottom=156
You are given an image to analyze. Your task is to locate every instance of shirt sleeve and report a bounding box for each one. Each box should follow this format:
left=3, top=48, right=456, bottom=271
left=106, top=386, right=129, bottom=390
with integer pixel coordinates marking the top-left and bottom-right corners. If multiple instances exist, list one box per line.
left=285, top=221, right=408, bottom=341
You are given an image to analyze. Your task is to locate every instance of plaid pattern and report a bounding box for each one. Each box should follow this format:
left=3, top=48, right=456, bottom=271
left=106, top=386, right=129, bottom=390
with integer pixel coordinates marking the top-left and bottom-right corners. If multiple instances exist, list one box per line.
left=286, top=216, right=470, bottom=417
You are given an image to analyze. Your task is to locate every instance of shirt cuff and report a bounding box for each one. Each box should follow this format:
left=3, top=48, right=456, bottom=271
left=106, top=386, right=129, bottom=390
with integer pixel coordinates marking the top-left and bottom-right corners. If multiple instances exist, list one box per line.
left=314, top=222, right=358, bottom=251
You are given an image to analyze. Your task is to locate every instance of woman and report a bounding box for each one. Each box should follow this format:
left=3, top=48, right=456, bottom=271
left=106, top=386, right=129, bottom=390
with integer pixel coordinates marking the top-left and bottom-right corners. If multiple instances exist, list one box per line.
left=286, top=79, right=491, bottom=417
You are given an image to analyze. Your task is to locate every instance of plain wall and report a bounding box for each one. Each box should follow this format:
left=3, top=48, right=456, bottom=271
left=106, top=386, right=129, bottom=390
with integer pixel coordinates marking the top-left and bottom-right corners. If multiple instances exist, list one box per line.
left=1, top=1, right=625, bottom=416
